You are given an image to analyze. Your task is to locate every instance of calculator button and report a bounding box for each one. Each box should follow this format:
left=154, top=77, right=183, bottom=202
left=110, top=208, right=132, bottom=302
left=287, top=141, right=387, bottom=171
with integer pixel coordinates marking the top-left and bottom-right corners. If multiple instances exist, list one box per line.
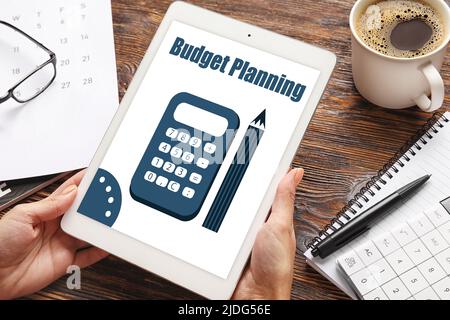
left=144, top=171, right=157, bottom=183
left=381, top=277, right=412, bottom=300
left=196, top=157, right=209, bottom=169
left=414, top=286, right=440, bottom=300
left=175, top=166, right=187, bottom=178
left=166, top=128, right=178, bottom=139
left=355, top=241, right=382, bottom=266
left=151, top=157, right=164, bottom=168
left=392, top=223, right=417, bottom=246
left=182, top=152, right=194, bottom=163
left=408, top=213, right=434, bottom=237
left=182, top=187, right=195, bottom=199
left=189, top=137, right=202, bottom=148
left=435, top=247, right=450, bottom=274
left=424, top=207, right=450, bottom=228
left=367, top=258, right=396, bottom=285
left=170, top=147, right=182, bottom=158
left=189, top=173, right=202, bottom=184
left=349, top=267, right=378, bottom=296
left=163, top=161, right=175, bottom=173
left=404, top=238, right=432, bottom=265
left=421, top=229, right=449, bottom=255
left=156, top=176, right=168, bottom=188
left=363, top=287, right=389, bottom=300
left=204, top=143, right=216, bottom=154
left=158, top=142, right=171, bottom=154
left=374, top=233, right=400, bottom=256
left=177, top=132, right=190, bottom=143
left=418, top=257, right=446, bottom=284
left=400, top=267, right=428, bottom=295
left=337, top=249, right=365, bottom=276
left=431, top=276, right=450, bottom=299
left=167, top=181, right=180, bottom=193
left=438, top=221, right=450, bottom=244
left=385, top=248, right=414, bottom=275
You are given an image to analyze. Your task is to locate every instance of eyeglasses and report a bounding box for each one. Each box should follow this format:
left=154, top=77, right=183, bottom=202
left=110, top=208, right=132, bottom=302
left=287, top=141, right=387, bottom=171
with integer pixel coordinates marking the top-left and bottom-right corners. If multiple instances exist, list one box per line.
left=0, top=20, right=57, bottom=104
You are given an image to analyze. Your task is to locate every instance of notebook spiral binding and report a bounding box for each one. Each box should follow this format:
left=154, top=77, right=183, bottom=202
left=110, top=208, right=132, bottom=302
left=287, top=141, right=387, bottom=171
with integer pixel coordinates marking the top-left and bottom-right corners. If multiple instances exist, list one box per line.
left=306, top=112, right=449, bottom=250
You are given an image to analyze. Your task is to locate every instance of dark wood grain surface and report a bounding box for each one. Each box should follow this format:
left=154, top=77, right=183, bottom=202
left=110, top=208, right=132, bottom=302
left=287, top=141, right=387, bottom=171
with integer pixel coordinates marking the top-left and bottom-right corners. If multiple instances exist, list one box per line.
left=2, top=0, right=449, bottom=300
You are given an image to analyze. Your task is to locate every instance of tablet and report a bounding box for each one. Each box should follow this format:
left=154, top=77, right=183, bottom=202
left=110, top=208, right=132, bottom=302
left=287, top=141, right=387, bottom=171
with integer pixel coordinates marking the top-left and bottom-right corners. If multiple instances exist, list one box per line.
left=61, top=1, right=336, bottom=299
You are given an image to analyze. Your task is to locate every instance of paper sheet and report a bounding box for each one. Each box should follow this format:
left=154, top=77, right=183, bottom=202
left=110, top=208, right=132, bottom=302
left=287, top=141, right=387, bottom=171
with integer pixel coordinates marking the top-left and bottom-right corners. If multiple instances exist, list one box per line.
left=0, top=0, right=118, bottom=180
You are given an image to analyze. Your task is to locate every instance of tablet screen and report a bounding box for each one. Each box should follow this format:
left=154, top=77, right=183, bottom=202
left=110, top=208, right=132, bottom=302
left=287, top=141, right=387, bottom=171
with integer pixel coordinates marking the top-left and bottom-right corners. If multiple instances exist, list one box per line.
left=77, top=21, right=320, bottom=279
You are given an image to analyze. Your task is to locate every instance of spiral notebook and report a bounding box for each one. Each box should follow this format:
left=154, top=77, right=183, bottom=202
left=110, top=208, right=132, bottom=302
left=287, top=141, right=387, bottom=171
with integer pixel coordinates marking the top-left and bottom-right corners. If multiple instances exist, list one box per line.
left=304, top=112, right=450, bottom=299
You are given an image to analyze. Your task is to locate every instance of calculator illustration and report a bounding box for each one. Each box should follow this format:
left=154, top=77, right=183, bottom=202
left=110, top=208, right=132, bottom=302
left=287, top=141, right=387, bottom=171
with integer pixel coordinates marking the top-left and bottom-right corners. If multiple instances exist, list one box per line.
left=130, top=92, right=240, bottom=221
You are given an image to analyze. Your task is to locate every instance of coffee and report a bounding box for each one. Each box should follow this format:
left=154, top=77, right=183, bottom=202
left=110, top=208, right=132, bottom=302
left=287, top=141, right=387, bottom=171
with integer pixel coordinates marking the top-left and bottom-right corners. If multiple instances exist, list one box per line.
left=356, top=0, right=445, bottom=58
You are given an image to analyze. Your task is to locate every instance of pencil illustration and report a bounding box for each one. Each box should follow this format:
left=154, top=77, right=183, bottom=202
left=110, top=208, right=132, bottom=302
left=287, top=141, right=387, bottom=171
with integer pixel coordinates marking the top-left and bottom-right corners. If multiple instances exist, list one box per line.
left=203, top=110, right=266, bottom=232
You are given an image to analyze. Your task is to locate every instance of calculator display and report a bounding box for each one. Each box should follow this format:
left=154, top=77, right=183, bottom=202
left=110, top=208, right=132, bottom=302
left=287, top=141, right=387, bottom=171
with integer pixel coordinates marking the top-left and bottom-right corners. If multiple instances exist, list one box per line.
left=130, top=92, right=240, bottom=221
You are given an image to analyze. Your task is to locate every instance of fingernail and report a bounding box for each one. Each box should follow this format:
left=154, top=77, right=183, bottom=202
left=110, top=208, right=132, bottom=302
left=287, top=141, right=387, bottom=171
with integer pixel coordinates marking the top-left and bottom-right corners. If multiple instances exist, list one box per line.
left=62, top=185, right=77, bottom=195
left=294, top=168, right=304, bottom=185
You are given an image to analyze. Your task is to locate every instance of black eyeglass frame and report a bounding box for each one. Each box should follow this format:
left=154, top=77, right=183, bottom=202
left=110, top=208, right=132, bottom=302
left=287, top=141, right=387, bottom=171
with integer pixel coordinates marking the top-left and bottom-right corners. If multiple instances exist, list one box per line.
left=0, top=20, right=57, bottom=104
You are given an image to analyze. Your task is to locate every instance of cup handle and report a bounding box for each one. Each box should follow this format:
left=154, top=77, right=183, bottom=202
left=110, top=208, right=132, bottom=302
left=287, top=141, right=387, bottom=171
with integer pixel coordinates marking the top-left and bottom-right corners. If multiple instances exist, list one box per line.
left=413, top=63, right=444, bottom=112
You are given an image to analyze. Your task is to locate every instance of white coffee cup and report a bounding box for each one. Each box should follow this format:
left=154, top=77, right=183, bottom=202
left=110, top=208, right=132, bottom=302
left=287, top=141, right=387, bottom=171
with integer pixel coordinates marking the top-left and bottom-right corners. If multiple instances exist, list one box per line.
left=350, top=0, right=450, bottom=112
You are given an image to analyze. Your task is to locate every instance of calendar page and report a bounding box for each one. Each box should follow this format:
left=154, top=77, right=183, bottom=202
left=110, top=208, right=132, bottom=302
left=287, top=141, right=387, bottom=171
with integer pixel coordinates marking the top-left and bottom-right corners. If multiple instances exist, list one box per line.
left=0, top=0, right=118, bottom=180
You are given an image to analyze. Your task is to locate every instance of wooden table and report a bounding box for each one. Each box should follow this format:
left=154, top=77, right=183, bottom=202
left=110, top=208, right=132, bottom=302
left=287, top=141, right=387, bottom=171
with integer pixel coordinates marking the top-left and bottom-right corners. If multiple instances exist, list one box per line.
left=3, top=0, right=449, bottom=299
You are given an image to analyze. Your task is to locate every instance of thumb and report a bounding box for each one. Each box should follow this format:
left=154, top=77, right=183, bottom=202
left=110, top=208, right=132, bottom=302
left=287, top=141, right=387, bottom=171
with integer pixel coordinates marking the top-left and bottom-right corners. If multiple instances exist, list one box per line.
left=269, top=168, right=303, bottom=227
left=15, top=184, right=78, bottom=224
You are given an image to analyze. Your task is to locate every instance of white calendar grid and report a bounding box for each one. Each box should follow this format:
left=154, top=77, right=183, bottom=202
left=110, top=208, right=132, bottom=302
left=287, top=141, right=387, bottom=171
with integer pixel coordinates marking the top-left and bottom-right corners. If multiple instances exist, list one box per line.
left=0, top=0, right=118, bottom=180
left=338, top=205, right=450, bottom=300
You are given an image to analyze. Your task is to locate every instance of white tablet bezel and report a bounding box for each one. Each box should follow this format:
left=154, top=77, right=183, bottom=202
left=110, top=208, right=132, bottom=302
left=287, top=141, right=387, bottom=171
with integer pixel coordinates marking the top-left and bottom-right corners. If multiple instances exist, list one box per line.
left=61, top=0, right=336, bottom=299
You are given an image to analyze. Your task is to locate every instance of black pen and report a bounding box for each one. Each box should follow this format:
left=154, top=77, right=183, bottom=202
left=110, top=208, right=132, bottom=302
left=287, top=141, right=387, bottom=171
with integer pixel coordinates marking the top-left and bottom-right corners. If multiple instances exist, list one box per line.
left=311, top=174, right=431, bottom=259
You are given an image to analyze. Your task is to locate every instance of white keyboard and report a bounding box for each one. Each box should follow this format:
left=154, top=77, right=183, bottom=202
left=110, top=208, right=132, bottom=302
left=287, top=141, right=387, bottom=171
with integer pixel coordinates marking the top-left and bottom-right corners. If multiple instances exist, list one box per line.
left=337, top=204, right=450, bottom=300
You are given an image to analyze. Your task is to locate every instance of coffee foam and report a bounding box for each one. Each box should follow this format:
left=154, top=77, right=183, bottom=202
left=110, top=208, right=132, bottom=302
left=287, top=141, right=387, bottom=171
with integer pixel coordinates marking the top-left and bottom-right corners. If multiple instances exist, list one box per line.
left=356, top=0, right=444, bottom=58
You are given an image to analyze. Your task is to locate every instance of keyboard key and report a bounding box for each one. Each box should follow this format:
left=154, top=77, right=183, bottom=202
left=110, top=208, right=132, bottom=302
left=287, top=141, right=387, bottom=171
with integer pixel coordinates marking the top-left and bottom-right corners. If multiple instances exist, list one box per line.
left=386, top=248, right=414, bottom=275
left=367, top=258, right=396, bottom=285
left=350, top=267, right=378, bottom=296
left=156, top=176, right=168, bottom=188
left=392, top=223, right=417, bottom=246
left=170, top=147, right=182, bottom=158
left=189, top=137, right=202, bottom=148
left=424, top=207, right=450, bottom=228
left=158, top=142, right=171, bottom=154
left=404, top=238, right=432, bottom=265
left=408, top=214, right=434, bottom=237
left=414, top=287, right=440, bottom=300
left=431, top=276, right=450, bottom=299
left=177, top=132, right=190, bottom=143
left=144, top=171, right=157, bottom=183
left=355, top=241, right=382, bottom=266
left=182, top=152, right=194, bottom=163
left=196, top=157, right=209, bottom=169
left=421, top=229, right=449, bottom=255
left=418, top=257, right=446, bottom=284
left=189, top=173, right=202, bottom=184
left=163, top=161, right=175, bottom=173
left=174, top=166, right=187, bottom=178
left=166, top=127, right=178, bottom=139
left=381, top=277, right=412, bottom=300
left=435, top=247, right=450, bottom=274
left=438, top=221, right=450, bottom=244
left=374, top=233, right=400, bottom=256
left=363, top=287, right=388, bottom=300
left=337, top=250, right=365, bottom=275
left=400, top=267, right=428, bottom=295
left=167, top=181, right=180, bottom=192
left=204, top=142, right=216, bottom=154
left=182, top=187, right=195, bottom=199
left=151, top=157, right=163, bottom=168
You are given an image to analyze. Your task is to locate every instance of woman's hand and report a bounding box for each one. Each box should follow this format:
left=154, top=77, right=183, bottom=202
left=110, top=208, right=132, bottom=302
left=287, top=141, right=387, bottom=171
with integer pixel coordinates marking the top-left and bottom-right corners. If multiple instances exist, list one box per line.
left=0, top=171, right=108, bottom=299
